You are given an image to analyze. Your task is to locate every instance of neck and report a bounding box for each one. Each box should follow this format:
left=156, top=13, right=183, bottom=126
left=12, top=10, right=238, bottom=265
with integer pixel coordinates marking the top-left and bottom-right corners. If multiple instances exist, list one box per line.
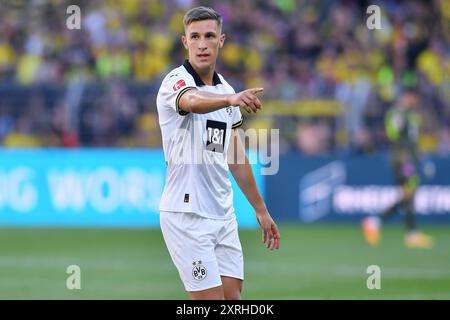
left=191, top=62, right=215, bottom=86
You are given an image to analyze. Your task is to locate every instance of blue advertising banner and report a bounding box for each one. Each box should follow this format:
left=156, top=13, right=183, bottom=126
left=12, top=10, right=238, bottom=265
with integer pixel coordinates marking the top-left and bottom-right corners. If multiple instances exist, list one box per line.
left=0, top=149, right=260, bottom=228
left=266, top=153, right=450, bottom=222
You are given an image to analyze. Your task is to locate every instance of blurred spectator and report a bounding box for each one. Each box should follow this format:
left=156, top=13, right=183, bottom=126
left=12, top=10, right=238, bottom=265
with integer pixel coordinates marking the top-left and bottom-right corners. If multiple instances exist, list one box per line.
left=3, top=114, right=41, bottom=148
left=295, top=121, right=332, bottom=155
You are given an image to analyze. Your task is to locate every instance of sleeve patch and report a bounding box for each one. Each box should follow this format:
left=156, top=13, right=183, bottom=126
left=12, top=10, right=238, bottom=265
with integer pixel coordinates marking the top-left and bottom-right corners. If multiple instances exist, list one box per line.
left=173, top=79, right=186, bottom=91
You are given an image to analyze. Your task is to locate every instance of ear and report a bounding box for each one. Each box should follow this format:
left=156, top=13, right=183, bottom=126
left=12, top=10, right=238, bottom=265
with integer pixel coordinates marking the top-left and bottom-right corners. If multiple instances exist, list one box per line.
left=219, top=33, right=226, bottom=48
left=181, top=35, right=188, bottom=50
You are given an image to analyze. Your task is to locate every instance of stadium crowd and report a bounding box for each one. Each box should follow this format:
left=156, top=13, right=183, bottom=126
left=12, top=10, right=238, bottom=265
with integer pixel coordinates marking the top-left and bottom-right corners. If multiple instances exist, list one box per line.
left=0, top=0, right=449, bottom=154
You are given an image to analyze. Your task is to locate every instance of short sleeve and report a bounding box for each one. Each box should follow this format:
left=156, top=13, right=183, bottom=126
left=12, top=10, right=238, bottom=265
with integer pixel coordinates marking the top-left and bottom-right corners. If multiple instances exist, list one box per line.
left=231, top=106, right=243, bottom=129
left=160, top=73, right=197, bottom=116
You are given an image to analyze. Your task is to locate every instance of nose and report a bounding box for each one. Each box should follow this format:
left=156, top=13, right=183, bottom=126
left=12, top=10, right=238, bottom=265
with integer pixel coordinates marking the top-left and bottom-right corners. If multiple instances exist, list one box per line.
left=198, top=36, right=207, bottom=51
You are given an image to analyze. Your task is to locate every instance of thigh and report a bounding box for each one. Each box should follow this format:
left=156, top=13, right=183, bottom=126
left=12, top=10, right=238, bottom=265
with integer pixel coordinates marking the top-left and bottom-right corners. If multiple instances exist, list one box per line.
left=160, top=211, right=223, bottom=292
left=215, top=216, right=244, bottom=281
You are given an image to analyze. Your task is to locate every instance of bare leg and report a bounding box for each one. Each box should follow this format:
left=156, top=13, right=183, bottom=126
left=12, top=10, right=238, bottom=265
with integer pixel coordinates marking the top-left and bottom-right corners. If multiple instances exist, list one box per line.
left=221, top=276, right=243, bottom=300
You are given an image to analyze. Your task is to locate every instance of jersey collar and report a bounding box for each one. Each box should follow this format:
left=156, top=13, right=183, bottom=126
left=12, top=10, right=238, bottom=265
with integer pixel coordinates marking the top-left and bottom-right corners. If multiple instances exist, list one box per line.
left=183, top=60, right=222, bottom=87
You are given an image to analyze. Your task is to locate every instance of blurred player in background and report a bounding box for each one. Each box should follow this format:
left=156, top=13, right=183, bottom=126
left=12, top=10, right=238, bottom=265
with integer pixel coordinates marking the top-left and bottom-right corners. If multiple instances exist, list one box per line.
left=157, top=7, right=280, bottom=300
left=362, top=88, right=434, bottom=249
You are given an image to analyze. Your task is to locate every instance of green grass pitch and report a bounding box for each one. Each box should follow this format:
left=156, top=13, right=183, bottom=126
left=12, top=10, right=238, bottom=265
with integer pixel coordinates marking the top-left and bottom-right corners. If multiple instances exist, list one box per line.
left=0, top=224, right=449, bottom=299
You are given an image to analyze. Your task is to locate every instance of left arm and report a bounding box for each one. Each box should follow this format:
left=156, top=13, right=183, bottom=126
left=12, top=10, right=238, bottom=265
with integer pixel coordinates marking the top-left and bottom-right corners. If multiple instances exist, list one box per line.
left=228, top=130, right=280, bottom=250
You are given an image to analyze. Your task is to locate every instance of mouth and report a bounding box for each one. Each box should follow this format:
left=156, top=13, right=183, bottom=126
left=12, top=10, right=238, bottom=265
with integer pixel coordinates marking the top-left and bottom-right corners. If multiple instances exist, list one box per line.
left=197, top=54, right=210, bottom=60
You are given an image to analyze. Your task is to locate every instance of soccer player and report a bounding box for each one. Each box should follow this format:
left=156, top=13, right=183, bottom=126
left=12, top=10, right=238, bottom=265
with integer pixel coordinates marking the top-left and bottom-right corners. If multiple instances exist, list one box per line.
left=362, top=88, right=434, bottom=249
left=156, top=7, right=281, bottom=300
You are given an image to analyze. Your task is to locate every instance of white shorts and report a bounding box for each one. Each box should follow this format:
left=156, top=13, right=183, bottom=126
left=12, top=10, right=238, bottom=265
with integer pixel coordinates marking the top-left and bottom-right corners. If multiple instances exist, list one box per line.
left=160, top=211, right=244, bottom=292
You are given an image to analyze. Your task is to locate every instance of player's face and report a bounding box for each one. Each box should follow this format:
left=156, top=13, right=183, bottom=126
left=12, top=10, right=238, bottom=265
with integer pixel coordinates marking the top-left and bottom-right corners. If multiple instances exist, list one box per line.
left=182, top=20, right=225, bottom=70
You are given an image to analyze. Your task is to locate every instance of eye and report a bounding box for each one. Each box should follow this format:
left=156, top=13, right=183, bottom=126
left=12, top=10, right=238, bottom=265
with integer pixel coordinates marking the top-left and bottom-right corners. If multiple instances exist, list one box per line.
left=191, top=34, right=199, bottom=39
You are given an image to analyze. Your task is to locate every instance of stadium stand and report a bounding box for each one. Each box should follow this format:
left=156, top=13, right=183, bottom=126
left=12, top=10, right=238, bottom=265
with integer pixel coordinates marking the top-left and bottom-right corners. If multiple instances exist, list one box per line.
left=0, top=0, right=448, bottom=154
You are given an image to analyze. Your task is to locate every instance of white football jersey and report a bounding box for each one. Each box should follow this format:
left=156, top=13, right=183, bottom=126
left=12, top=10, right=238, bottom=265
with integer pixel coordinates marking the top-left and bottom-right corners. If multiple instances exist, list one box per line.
left=156, top=60, right=243, bottom=219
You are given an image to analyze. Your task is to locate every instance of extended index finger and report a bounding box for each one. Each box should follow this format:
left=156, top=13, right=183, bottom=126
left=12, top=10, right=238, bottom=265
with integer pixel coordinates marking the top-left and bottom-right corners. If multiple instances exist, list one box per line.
left=251, top=88, right=264, bottom=95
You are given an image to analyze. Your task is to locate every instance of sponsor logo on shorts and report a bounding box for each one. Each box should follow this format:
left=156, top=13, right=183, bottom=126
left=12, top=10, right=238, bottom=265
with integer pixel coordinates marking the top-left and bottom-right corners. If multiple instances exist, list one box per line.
left=192, top=260, right=207, bottom=281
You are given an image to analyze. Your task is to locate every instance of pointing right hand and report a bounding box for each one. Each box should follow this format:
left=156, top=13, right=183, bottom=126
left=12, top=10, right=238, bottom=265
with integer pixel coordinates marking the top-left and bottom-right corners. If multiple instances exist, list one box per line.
left=228, top=88, right=264, bottom=114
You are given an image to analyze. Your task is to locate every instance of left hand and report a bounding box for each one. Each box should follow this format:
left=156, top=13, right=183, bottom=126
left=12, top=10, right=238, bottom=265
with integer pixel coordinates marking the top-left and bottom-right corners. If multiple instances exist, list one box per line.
left=255, top=210, right=281, bottom=250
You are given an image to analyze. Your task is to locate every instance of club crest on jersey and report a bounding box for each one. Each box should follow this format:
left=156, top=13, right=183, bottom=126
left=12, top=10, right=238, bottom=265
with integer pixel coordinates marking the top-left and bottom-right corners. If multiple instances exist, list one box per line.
left=226, top=106, right=232, bottom=117
left=173, top=79, right=186, bottom=91
left=192, top=260, right=207, bottom=281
